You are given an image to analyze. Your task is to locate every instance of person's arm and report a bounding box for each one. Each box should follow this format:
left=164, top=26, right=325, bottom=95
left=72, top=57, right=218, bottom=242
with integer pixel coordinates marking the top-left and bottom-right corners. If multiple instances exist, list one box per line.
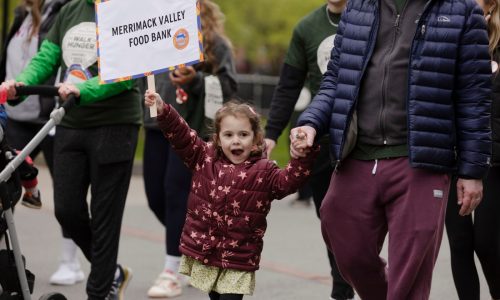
left=453, top=4, right=492, bottom=215
left=296, top=3, right=349, bottom=138
left=151, top=98, right=208, bottom=170
left=1, top=40, right=61, bottom=104
left=15, top=40, right=61, bottom=86
left=75, top=77, right=134, bottom=105
left=213, top=37, right=238, bottom=100
left=264, top=20, right=309, bottom=157
left=267, top=144, right=319, bottom=200
left=454, top=5, right=491, bottom=179
left=265, top=63, right=307, bottom=142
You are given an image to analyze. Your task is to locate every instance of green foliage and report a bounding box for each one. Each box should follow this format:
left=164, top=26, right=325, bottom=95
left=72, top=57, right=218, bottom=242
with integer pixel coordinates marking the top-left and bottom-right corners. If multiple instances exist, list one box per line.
left=0, top=0, right=22, bottom=46
left=262, top=118, right=291, bottom=168
left=270, top=126, right=291, bottom=168
left=216, top=0, right=325, bottom=73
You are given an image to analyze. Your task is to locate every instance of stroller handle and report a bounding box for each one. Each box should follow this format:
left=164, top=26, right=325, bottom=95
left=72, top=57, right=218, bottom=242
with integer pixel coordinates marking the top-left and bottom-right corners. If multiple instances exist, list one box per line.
left=15, top=85, right=59, bottom=97
left=15, top=85, right=77, bottom=111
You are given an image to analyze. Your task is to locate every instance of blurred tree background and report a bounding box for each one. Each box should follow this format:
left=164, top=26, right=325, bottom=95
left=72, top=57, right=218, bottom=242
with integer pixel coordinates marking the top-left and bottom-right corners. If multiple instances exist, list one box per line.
left=217, top=0, right=324, bottom=74
left=1, top=0, right=325, bottom=75
left=0, top=0, right=20, bottom=47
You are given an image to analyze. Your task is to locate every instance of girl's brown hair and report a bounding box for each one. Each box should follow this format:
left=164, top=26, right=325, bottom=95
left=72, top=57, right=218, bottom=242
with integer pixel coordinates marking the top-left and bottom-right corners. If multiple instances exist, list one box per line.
left=199, top=0, right=232, bottom=72
left=212, top=101, right=265, bottom=157
left=485, top=0, right=500, bottom=56
left=24, top=0, right=42, bottom=39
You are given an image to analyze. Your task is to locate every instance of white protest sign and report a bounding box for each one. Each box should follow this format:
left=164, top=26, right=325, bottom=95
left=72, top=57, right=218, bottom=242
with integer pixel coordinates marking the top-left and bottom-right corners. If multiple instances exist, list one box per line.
left=95, top=0, right=203, bottom=83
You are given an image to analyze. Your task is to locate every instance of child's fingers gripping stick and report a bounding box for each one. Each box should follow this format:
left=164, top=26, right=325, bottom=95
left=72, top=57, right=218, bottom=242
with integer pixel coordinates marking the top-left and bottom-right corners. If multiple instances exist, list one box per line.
left=144, top=90, right=164, bottom=114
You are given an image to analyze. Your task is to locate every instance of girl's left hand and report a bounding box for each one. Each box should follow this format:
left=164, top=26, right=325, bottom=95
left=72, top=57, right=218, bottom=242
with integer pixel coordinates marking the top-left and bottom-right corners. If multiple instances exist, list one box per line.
left=169, top=66, right=196, bottom=85
left=58, top=83, right=80, bottom=101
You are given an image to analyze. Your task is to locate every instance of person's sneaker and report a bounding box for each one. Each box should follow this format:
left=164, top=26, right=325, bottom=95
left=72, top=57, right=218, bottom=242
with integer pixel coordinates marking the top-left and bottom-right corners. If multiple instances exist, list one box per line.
left=49, top=261, right=85, bottom=285
left=106, top=265, right=132, bottom=300
left=21, top=191, right=41, bottom=209
left=329, top=296, right=360, bottom=300
left=147, top=270, right=182, bottom=298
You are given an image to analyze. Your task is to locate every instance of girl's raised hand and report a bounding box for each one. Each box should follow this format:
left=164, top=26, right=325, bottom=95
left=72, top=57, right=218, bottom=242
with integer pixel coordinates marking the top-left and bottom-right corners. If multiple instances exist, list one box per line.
left=144, top=89, right=164, bottom=115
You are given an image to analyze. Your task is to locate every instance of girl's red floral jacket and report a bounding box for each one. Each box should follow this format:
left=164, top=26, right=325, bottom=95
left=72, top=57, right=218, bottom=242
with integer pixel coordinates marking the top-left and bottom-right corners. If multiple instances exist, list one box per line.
left=156, top=103, right=318, bottom=271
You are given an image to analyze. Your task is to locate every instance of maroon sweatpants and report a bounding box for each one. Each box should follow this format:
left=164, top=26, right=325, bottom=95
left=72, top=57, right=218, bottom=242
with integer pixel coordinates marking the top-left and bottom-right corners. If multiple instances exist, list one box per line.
left=320, top=157, right=449, bottom=300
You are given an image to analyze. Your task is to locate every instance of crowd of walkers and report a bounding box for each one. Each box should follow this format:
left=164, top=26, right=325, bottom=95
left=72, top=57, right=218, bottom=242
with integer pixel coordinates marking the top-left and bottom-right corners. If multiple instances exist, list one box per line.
left=0, top=0, right=499, bottom=299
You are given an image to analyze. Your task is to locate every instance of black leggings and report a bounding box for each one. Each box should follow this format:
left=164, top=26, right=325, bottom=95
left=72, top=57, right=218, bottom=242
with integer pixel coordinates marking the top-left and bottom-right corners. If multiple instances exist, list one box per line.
left=143, top=129, right=190, bottom=256
left=208, top=291, right=243, bottom=300
left=445, top=167, right=500, bottom=300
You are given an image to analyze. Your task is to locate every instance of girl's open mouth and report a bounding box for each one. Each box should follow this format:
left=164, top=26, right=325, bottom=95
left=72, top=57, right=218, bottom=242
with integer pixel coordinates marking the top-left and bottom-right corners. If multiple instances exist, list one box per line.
left=231, top=149, right=244, bottom=156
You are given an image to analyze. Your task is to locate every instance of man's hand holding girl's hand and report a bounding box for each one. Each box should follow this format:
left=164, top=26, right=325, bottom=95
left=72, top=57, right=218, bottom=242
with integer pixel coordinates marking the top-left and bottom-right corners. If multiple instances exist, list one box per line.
left=289, top=126, right=317, bottom=158
left=144, top=90, right=164, bottom=115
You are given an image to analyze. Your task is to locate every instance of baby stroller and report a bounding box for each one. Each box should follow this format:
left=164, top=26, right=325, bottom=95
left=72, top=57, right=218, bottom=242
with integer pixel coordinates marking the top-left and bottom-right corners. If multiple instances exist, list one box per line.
left=0, top=85, right=75, bottom=300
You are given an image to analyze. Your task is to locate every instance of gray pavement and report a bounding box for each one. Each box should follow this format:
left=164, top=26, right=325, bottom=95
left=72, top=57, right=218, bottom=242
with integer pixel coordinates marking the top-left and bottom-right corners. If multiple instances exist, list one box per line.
left=6, top=164, right=490, bottom=300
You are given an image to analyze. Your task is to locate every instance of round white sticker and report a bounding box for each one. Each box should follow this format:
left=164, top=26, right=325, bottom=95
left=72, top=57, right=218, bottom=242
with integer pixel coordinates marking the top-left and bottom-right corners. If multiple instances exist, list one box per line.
left=62, top=22, right=97, bottom=69
left=294, top=87, right=311, bottom=112
left=317, top=34, right=336, bottom=74
left=492, top=61, right=498, bottom=73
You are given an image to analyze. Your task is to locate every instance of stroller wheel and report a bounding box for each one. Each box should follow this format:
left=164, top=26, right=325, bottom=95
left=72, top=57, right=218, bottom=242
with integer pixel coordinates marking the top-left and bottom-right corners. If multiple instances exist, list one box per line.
left=39, top=292, right=67, bottom=300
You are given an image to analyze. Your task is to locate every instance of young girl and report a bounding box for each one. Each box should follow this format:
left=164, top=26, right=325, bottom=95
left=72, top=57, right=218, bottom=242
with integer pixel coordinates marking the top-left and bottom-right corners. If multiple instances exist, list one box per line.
left=145, top=90, right=317, bottom=300
left=142, top=0, right=237, bottom=297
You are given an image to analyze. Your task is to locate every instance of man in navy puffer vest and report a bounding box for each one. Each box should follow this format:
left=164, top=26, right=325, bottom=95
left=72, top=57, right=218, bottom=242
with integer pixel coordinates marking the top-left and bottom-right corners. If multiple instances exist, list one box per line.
left=290, top=0, right=492, bottom=299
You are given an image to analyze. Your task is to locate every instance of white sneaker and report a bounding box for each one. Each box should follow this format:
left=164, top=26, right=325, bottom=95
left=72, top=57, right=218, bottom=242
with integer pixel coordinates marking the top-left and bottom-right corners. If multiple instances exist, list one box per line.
left=49, top=261, right=85, bottom=285
left=147, top=270, right=183, bottom=298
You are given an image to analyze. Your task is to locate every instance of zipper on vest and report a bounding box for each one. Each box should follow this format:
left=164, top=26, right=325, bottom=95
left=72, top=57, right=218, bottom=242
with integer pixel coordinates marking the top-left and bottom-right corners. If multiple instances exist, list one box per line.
left=394, top=14, right=400, bottom=27
left=380, top=13, right=401, bottom=147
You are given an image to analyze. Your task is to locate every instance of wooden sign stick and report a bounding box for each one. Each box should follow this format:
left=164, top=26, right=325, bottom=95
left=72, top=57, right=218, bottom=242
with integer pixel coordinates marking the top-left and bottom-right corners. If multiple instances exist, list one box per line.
left=147, top=74, right=157, bottom=118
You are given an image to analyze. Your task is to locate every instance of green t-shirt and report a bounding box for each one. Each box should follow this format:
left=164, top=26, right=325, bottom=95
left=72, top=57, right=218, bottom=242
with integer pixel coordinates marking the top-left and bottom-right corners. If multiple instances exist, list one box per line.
left=284, top=5, right=341, bottom=97
left=393, top=0, right=407, bottom=13
left=25, top=0, right=141, bottom=128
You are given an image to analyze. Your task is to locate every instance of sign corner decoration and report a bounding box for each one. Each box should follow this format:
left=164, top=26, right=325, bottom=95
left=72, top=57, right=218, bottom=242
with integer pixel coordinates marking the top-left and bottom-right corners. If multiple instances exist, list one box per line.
left=96, top=0, right=203, bottom=83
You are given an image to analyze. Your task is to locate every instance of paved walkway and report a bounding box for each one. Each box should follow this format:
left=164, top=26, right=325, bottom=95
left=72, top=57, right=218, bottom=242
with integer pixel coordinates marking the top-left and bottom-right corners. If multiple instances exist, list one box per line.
left=6, top=165, right=490, bottom=300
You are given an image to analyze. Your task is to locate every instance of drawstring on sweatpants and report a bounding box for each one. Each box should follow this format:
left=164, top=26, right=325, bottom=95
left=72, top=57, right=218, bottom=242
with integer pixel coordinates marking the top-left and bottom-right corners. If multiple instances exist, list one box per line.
left=372, top=159, right=378, bottom=175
